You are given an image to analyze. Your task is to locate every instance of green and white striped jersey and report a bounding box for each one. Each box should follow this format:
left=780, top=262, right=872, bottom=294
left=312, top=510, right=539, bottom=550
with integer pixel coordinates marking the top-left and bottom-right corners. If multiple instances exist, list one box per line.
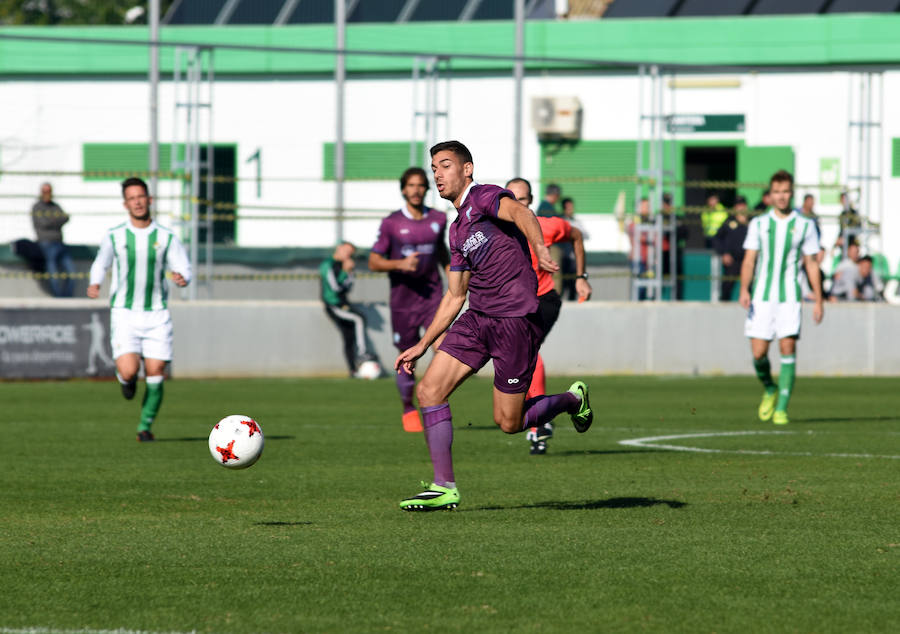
left=89, top=220, right=191, bottom=311
left=743, top=209, right=819, bottom=304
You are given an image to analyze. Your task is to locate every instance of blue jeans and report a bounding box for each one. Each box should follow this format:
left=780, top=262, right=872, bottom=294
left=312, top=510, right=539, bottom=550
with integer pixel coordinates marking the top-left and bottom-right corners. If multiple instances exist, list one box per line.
left=39, top=240, right=75, bottom=297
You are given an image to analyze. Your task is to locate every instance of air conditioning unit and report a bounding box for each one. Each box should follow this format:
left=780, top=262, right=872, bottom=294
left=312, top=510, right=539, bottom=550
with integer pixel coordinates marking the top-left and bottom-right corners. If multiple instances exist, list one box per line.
left=531, top=96, right=582, bottom=139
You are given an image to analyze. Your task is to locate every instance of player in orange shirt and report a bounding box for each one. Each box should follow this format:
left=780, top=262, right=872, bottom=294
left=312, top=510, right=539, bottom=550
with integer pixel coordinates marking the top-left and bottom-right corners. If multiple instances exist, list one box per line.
left=506, top=178, right=592, bottom=454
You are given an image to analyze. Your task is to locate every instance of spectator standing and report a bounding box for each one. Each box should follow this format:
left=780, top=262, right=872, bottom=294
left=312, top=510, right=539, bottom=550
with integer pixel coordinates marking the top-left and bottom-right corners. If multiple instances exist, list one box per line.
left=536, top=183, right=562, bottom=218
left=701, top=193, right=728, bottom=248
left=754, top=189, right=771, bottom=212
left=713, top=196, right=749, bottom=301
left=559, top=197, right=578, bottom=301
left=836, top=191, right=862, bottom=248
left=32, top=182, right=75, bottom=297
left=628, top=197, right=653, bottom=300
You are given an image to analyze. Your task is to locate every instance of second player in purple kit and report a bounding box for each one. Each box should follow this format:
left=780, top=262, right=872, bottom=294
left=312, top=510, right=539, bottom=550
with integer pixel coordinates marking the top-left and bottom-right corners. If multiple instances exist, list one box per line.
left=394, top=140, right=594, bottom=512
left=369, top=167, right=449, bottom=432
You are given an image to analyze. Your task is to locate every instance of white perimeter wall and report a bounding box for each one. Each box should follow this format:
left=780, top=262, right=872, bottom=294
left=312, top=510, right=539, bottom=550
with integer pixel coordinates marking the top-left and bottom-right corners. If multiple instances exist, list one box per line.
left=2, top=70, right=899, bottom=268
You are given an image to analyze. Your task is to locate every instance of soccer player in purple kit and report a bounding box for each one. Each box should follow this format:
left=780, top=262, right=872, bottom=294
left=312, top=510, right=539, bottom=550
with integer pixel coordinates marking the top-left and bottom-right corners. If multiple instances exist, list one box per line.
left=394, top=141, right=593, bottom=511
left=369, top=167, right=449, bottom=433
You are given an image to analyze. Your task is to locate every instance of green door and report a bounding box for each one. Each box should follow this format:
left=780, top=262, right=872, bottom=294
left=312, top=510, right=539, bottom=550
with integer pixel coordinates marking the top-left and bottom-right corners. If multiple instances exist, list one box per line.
left=737, top=145, right=795, bottom=207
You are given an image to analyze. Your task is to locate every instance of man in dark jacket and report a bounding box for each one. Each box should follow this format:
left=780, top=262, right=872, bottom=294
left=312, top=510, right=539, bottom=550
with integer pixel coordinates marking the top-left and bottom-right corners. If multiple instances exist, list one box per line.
left=31, top=182, right=75, bottom=297
left=713, top=196, right=749, bottom=301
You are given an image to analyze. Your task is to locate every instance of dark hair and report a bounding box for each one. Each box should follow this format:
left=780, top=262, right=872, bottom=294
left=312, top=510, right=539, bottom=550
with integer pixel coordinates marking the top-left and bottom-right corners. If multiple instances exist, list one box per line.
left=561, top=197, right=573, bottom=207
left=545, top=183, right=561, bottom=197
left=505, top=177, right=532, bottom=197
left=735, top=195, right=748, bottom=205
left=770, top=169, right=794, bottom=189
left=400, top=167, right=429, bottom=190
left=121, top=177, right=149, bottom=197
left=858, top=255, right=872, bottom=264
left=662, top=192, right=673, bottom=205
left=430, top=140, right=473, bottom=164
left=803, top=194, right=814, bottom=201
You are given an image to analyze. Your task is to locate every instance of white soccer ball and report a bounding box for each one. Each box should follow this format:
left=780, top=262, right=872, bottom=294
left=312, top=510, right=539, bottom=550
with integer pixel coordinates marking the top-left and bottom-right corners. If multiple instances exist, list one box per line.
left=208, top=415, right=264, bottom=469
left=356, top=360, right=382, bottom=380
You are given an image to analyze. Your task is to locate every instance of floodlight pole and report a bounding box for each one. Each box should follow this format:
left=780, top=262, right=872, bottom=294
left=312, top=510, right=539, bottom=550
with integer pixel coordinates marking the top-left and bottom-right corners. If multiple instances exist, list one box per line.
left=513, top=0, right=524, bottom=177
left=149, top=0, right=160, bottom=200
left=334, top=0, right=346, bottom=243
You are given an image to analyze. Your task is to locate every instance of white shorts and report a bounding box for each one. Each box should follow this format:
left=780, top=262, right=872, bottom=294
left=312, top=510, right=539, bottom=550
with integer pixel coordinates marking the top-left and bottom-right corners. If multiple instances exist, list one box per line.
left=744, top=301, right=802, bottom=341
left=110, top=308, right=174, bottom=361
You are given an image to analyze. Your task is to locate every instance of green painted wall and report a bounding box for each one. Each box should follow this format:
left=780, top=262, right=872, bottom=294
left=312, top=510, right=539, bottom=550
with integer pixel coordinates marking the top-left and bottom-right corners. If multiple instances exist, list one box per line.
left=82, top=142, right=183, bottom=179
left=322, top=142, right=424, bottom=181
left=3, top=14, right=900, bottom=76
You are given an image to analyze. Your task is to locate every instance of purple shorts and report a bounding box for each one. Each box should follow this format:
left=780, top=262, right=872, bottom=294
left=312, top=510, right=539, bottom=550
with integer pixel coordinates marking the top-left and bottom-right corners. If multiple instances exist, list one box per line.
left=391, top=291, right=442, bottom=350
left=438, top=310, right=541, bottom=394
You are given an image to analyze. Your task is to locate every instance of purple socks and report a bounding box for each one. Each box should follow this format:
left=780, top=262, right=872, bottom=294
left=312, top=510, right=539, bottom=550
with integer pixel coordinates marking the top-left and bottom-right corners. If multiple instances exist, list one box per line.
left=396, top=369, right=416, bottom=413
left=522, top=392, right=579, bottom=431
left=422, top=403, right=454, bottom=487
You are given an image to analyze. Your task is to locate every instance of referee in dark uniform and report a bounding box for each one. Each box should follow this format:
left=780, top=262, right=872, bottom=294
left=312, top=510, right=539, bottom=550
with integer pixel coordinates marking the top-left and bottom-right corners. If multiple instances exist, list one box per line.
left=713, top=196, right=750, bottom=302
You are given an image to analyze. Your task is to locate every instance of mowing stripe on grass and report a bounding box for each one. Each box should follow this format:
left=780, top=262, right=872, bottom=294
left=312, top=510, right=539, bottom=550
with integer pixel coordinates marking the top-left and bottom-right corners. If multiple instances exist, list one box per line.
left=619, top=430, right=900, bottom=459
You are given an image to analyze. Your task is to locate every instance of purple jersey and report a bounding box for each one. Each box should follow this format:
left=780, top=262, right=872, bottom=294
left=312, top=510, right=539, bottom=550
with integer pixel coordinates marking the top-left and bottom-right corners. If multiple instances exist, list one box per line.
left=371, top=206, right=447, bottom=307
left=449, top=183, right=538, bottom=317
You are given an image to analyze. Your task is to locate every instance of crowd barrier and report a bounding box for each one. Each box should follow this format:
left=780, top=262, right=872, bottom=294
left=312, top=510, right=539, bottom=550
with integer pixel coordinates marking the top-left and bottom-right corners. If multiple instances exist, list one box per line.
left=2, top=299, right=898, bottom=379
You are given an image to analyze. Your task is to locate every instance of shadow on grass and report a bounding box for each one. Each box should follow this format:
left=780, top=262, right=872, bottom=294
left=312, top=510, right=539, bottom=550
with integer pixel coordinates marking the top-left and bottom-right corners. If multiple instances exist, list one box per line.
left=156, top=435, right=296, bottom=442
left=791, top=415, right=899, bottom=424
left=468, top=497, right=687, bottom=512
left=254, top=521, right=314, bottom=527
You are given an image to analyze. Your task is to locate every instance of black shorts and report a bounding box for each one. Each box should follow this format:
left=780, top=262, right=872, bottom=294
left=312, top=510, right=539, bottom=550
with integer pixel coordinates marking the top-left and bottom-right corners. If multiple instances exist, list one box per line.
left=533, top=290, right=562, bottom=346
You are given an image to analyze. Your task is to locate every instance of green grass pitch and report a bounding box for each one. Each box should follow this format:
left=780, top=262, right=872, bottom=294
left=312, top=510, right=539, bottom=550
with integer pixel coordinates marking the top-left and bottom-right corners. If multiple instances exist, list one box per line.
left=2, top=376, right=897, bottom=633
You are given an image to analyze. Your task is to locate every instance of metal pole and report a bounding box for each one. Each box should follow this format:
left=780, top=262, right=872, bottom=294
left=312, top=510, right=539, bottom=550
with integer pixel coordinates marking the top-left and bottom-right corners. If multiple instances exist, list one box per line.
left=335, top=0, right=346, bottom=243
left=513, top=0, right=524, bottom=177
left=149, top=0, right=160, bottom=200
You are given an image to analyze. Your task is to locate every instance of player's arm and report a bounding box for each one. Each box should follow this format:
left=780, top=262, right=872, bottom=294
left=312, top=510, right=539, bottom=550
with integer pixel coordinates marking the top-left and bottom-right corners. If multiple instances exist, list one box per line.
left=498, top=196, right=558, bottom=273
left=803, top=254, right=824, bottom=324
left=568, top=225, right=592, bottom=301
left=738, top=248, right=758, bottom=309
left=167, top=235, right=192, bottom=287
left=86, top=234, right=114, bottom=299
left=394, top=270, right=470, bottom=374
left=368, top=250, right=419, bottom=273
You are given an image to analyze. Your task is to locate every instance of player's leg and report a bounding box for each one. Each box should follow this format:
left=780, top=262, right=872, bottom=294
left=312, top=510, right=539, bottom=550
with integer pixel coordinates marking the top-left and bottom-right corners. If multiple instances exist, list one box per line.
left=392, top=309, right=424, bottom=432
left=771, top=303, right=802, bottom=424
left=138, top=358, right=167, bottom=442
left=746, top=302, right=777, bottom=421
left=399, top=350, right=474, bottom=511
left=135, top=312, right=174, bottom=442
left=491, top=314, right=591, bottom=436
left=773, top=336, right=798, bottom=425
left=111, top=308, right=140, bottom=400
left=525, top=291, right=562, bottom=453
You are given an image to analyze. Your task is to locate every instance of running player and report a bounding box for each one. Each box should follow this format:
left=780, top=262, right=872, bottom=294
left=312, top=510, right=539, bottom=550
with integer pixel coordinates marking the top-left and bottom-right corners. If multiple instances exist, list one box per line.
left=739, top=169, right=824, bottom=425
left=505, top=177, right=591, bottom=454
left=394, top=141, right=593, bottom=511
left=369, top=167, right=449, bottom=432
left=87, top=177, right=191, bottom=442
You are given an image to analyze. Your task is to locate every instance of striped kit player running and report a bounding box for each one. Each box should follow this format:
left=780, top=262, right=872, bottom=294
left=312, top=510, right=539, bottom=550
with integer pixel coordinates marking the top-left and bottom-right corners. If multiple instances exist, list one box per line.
left=88, top=177, right=191, bottom=442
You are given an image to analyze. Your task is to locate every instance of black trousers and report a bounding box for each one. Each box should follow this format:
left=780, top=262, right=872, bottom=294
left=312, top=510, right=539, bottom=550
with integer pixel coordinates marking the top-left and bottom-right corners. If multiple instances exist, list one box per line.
left=325, top=304, right=367, bottom=374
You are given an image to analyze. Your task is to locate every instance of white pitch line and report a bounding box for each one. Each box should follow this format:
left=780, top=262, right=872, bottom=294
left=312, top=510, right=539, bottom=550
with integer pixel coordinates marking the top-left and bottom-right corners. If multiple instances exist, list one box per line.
left=0, top=627, right=196, bottom=634
left=618, top=430, right=900, bottom=459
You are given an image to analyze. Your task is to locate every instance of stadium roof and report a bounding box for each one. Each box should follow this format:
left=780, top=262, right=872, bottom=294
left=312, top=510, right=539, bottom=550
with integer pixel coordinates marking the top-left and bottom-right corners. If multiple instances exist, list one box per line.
left=163, top=0, right=900, bottom=25
left=162, top=0, right=558, bottom=25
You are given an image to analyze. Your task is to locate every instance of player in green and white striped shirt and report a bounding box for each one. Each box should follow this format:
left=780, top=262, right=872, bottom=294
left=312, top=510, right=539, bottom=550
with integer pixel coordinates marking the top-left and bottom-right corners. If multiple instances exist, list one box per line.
left=88, top=177, right=191, bottom=442
left=739, top=169, right=824, bottom=425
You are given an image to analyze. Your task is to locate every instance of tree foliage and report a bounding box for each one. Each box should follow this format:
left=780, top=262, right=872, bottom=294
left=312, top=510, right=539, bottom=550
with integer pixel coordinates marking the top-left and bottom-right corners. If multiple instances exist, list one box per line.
left=0, top=1, right=176, bottom=26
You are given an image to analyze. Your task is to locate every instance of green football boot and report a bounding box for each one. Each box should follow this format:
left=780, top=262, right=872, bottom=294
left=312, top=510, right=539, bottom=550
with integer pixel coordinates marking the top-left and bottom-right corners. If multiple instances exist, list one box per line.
left=400, top=482, right=460, bottom=512
left=758, top=389, right=777, bottom=422
left=567, top=381, right=593, bottom=433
